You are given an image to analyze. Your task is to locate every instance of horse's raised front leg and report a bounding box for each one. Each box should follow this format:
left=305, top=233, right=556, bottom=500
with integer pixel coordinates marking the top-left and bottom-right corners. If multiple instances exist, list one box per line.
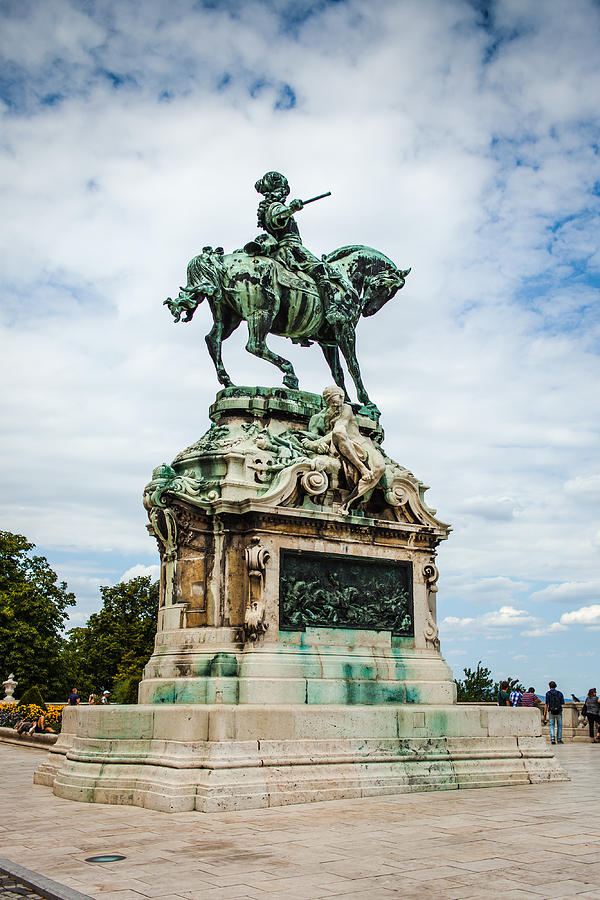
left=205, top=311, right=241, bottom=387
left=246, top=310, right=299, bottom=390
left=319, top=343, right=350, bottom=402
left=336, top=327, right=379, bottom=415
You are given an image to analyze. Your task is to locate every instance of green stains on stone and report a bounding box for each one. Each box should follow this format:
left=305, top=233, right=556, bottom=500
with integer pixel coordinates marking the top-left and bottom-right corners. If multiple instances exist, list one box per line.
left=391, top=635, right=413, bottom=649
left=427, top=709, right=450, bottom=737
left=174, top=681, right=208, bottom=703
left=209, top=653, right=238, bottom=678
left=340, top=663, right=406, bottom=705
left=147, top=672, right=240, bottom=705
left=151, top=683, right=177, bottom=704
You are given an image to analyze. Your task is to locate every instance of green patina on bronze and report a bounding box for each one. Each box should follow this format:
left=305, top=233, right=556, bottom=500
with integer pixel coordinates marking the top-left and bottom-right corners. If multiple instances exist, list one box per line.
left=164, top=171, right=410, bottom=415
left=279, top=549, right=413, bottom=635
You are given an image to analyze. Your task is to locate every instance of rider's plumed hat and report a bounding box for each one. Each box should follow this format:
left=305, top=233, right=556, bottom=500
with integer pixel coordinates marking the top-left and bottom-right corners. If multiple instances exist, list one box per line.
left=254, top=171, right=290, bottom=198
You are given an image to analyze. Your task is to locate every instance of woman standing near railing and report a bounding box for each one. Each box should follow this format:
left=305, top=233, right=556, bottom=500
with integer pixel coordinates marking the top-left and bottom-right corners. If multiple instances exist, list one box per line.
left=582, top=688, right=600, bottom=743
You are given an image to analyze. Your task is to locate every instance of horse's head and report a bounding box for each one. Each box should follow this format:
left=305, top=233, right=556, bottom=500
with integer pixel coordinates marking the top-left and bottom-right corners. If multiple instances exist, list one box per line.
left=361, top=267, right=410, bottom=317
left=164, top=252, right=224, bottom=323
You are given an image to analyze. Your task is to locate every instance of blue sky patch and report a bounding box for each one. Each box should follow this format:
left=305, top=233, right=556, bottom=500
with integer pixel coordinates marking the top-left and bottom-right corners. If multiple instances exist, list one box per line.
left=275, top=83, right=296, bottom=110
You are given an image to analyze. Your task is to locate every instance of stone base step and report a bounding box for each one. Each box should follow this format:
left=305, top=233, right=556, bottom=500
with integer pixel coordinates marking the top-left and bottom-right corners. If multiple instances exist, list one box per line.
left=34, top=703, right=568, bottom=813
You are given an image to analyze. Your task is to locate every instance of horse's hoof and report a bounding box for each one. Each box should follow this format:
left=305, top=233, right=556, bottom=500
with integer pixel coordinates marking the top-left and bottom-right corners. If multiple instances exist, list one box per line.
left=283, top=375, right=299, bottom=390
left=358, top=402, right=380, bottom=421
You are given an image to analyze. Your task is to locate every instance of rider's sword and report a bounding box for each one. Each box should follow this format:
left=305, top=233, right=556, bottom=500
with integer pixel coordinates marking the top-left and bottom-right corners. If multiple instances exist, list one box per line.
left=300, top=191, right=331, bottom=205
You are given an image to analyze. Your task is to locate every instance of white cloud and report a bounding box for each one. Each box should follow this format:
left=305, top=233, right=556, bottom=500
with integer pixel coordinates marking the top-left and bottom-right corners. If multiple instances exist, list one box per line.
left=521, top=622, right=568, bottom=638
left=531, top=582, right=600, bottom=604
left=443, top=616, right=475, bottom=627
left=441, top=605, right=536, bottom=633
left=485, top=606, right=535, bottom=627
left=564, top=475, right=600, bottom=503
left=119, top=564, right=160, bottom=583
left=560, top=605, right=600, bottom=626
left=1, top=0, right=600, bottom=692
left=443, top=575, right=529, bottom=604
left=456, top=496, right=519, bottom=521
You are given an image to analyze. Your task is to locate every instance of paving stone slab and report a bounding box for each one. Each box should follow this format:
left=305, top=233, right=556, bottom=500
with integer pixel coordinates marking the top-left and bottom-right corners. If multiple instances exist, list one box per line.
left=1, top=744, right=599, bottom=899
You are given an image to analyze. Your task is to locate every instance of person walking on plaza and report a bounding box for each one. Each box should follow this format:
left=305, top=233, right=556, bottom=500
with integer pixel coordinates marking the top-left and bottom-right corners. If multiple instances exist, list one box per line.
left=68, top=688, right=80, bottom=705
left=545, top=681, right=565, bottom=744
left=582, top=688, right=600, bottom=743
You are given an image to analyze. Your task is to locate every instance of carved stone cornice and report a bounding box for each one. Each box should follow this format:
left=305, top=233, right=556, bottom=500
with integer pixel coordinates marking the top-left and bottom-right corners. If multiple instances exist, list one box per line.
left=142, top=388, right=451, bottom=542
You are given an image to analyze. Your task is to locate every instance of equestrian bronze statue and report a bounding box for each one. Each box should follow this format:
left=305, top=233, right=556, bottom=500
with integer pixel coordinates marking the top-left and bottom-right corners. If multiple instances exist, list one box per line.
left=164, top=171, right=410, bottom=416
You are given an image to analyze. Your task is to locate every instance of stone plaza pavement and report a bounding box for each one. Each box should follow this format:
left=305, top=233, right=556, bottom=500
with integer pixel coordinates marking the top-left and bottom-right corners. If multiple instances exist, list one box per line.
left=2, top=742, right=600, bottom=900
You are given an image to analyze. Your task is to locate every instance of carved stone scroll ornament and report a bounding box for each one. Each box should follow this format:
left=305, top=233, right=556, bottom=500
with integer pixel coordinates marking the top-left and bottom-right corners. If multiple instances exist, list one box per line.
left=300, top=468, right=329, bottom=496
left=143, top=464, right=207, bottom=510
left=423, top=561, right=440, bottom=650
left=244, top=538, right=271, bottom=641
left=383, top=470, right=445, bottom=529
left=148, top=508, right=178, bottom=607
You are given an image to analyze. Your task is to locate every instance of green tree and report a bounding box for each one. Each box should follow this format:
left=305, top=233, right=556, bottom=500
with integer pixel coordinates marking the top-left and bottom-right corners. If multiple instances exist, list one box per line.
left=494, top=675, right=526, bottom=696
left=63, top=576, right=158, bottom=702
left=0, top=531, right=75, bottom=697
left=455, top=661, right=496, bottom=702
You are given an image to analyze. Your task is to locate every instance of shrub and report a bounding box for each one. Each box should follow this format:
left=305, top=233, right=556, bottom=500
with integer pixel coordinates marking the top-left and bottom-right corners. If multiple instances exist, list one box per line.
left=111, top=675, right=140, bottom=704
left=17, top=685, right=46, bottom=710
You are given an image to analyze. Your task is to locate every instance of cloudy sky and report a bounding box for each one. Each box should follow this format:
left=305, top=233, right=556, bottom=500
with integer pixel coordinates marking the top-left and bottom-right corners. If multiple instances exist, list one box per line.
left=1, top=0, right=599, bottom=695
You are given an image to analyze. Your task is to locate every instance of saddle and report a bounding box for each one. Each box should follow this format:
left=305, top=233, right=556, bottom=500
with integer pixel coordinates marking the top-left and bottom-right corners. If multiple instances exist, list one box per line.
left=243, top=237, right=319, bottom=298
left=273, top=260, right=319, bottom=296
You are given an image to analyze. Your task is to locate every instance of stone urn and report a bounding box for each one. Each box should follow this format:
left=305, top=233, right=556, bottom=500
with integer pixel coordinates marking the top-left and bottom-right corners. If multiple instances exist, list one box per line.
left=2, top=674, right=17, bottom=705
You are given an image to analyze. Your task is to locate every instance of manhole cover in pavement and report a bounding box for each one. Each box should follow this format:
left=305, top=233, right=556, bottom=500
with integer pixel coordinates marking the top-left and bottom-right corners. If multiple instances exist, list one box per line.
left=84, top=855, right=126, bottom=863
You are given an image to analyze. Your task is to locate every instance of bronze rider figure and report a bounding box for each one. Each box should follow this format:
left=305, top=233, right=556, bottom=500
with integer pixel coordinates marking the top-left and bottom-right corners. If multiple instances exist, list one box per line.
left=248, top=171, right=358, bottom=328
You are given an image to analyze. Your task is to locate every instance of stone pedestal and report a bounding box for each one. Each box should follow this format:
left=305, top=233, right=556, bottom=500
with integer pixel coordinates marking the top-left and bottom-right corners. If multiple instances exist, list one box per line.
left=35, top=703, right=565, bottom=813
left=35, top=387, right=568, bottom=810
left=142, top=386, right=453, bottom=707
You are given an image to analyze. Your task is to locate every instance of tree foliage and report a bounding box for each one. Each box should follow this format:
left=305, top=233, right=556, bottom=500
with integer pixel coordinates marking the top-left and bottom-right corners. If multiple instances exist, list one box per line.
left=456, top=661, right=526, bottom=702
left=495, top=675, right=526, bottom=695
left=0, top=531, right=75, bottom=697
left=63, top=576, right=158, bottom=701
left=455, top=661, right=496, bottom=702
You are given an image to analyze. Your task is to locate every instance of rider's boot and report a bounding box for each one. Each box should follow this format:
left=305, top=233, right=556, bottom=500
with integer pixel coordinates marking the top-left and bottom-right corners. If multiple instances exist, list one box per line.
left=314, top=274, right=352, bottom=328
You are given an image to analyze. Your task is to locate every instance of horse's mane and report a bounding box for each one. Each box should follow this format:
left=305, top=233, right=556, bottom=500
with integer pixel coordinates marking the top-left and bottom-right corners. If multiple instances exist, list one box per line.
left=324, top=245, right=397, bottom=268
left=187, top=253, right=225, bottom=288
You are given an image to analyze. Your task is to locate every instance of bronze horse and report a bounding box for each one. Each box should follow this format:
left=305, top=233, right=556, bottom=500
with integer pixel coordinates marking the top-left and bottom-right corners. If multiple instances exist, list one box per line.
left=164, top=244, right=409, bottom=414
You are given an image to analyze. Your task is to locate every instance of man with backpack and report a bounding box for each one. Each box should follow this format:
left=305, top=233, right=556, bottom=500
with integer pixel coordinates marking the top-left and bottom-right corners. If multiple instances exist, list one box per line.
left=544, top=680, right=565, bottom=744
